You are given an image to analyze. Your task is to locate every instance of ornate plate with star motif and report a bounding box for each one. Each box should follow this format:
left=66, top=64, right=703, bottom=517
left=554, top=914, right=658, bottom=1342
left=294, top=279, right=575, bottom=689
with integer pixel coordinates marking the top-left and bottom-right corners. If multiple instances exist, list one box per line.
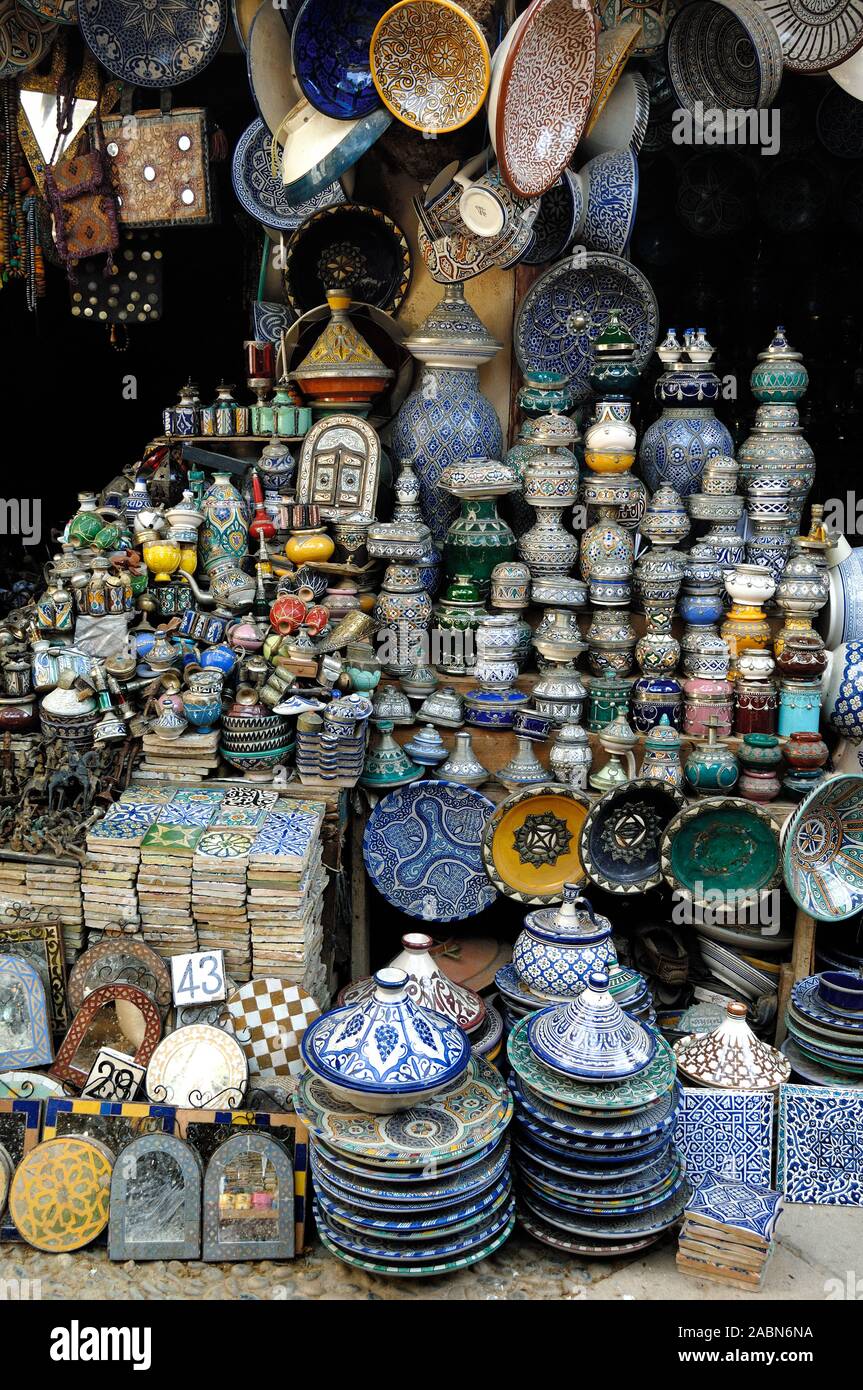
left=482, top=784, right=589, bottom=904
left=78, top=0, right=227, bottom=89
left=580, top=779, right=685, bottom=894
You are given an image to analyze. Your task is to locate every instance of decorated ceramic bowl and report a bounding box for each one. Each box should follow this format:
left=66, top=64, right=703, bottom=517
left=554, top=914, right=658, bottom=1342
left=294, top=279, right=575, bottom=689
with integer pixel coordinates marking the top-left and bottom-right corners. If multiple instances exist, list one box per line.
left=292, top=0, right=387, bottom=119
left=783, top=774, right=863, bottom=922
left=661, top=796, right=781, bottom=917
left=580, top=779, right=686, bottom=895
left=665, top=0, right=783, bottom=117
left=370, top=0, right=490, bottom=135
left=576, top=147, right=639, bottom=256
left=818, top=971, right=863, bottom=1014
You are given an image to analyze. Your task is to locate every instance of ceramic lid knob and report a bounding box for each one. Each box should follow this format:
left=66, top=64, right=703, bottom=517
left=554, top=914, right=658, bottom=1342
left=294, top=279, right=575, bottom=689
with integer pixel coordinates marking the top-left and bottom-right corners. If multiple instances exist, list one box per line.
left=726, top=1000, right=747, bottom=1018
left=373, top=967, right=408, bottom=996
left=402, top=933, right=434, bottom=952
left=587, top=970, right=609, bottom=992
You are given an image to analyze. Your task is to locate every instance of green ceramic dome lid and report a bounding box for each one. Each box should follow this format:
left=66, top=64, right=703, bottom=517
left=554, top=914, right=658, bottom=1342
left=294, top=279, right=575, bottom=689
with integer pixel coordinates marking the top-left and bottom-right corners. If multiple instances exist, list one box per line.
left=593, top=310, right=637, bottom=358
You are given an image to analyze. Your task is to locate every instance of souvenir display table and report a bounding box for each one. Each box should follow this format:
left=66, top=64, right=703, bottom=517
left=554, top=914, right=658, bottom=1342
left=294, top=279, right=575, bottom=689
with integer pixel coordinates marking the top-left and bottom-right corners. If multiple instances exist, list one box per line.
left=2, top=0, right=863, bottom=1299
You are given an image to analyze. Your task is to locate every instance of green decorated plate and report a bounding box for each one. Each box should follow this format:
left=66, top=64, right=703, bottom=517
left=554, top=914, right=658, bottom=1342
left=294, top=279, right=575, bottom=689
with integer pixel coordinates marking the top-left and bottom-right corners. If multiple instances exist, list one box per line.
left=507, top=1016, right=677, bottom=1113
left=660, top=797, right=781, bottom=908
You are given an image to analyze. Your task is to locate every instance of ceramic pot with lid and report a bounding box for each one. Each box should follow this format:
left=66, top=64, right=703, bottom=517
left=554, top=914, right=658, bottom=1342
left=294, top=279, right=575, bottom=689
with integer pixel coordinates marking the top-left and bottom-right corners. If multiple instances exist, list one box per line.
left=512, top=885, right=617, bottom=998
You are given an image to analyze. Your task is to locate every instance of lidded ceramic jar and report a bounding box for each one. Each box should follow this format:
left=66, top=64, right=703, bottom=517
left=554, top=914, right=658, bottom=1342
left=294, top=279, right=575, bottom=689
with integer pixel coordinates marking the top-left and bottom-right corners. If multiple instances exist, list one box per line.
left=589, top=674, right=636, bottom=730
left=682, top=627, right=730, bottom=680
left=783, top=729, right=828, bottom=771
left=683, top=720, right=739, bottom=795
left=683, top=677, right=733, bottom=737
left=635, top=629, right=680, bottom=678
left=702, top=522, right=746, bottom=569
left=775, top=545, right=830, bottom=618
left=639, top=346, right=734, bottom=497
left=701, top=455, right=739, bottom=495
left=737, top=647, right=775, bottom=681
left=532, top=608, right=586, bottom=663
left=775, top=630, right=827, bottom=679
left=750, top=325, right=809, bottom=404
left=549, top=720, right=592, bottom=789
left=418, top=684, right=464, bottom=727
left=586, top=609, right=637, bottom=677
left=630, top=676, right=683, bottom=733
left=641, top=714, right=683, bottom=788
left=533, top=664, right=587, bottom=726
left=579, top=505, right=633, bottom=583
left=634, top=547, right=685, bottom=608
left=778, top=679, right=822, bottom=737
left=527, top=970, right=656, bottom=1079
left=490, top=560, right=531, bottom=609
left=435, top=729, right=488, bottom=785
left=518, top=449, right=581, bottom=578
left=441, top=467, right=517, bottom=596
left=434, top=574, right=485, bottom=676
left=734, top=678, right=778, bottom=735
left=339, top=933, right=486, bottom=1032
left=513, top=886, right=616, bottom=998
left=725, top=563, right=775, bottom=607
left=673, top=1000, right=791, bottom=1092
left=638, top=483, right=690, bottom=550
left=403, top=723, right=449, bottom=766
left=374, top=564, right=434, bottom=676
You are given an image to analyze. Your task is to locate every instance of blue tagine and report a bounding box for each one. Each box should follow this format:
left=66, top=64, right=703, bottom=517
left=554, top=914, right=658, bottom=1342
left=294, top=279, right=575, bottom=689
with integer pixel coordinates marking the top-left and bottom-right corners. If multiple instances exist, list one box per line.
left=527, top=971, right=657, bottom=1080
left=301, top=968, right=471, bottom=1113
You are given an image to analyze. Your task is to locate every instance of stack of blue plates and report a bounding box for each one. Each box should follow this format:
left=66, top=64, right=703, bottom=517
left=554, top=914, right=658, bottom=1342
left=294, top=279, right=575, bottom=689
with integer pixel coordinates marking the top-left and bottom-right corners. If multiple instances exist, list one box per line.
left=783, top=974, right=863, bottom=1085
left=295, top=1058, right=516, bottom=1277
left=506, top=1012, right=689, bottom=1258
left=495, top=962, right=656, bottom=1035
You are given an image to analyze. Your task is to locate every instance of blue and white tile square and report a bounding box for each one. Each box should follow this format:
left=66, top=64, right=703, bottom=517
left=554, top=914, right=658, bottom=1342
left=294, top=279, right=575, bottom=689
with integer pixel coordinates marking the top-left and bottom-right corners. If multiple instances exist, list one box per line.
left=158, top=801, right=218, bottom=829
left=686, top=1173, right=784, bottom=1240
left=676, top=1088, right=773, bottom=1189
left=778, top=1083, right=863, bottom=1206
left=90, top=802, right=160, bottom=839
left=250, top=809, right=321, bottom=862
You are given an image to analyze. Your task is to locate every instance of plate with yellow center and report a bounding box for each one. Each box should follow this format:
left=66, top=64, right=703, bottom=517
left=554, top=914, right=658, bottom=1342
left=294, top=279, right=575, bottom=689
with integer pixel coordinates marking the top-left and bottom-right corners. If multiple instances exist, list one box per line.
left=10, top=1136, right=114, bottom=1252
left=482, top=784, right=589, bottom=903
left=370, top=0, right=490, bottom=134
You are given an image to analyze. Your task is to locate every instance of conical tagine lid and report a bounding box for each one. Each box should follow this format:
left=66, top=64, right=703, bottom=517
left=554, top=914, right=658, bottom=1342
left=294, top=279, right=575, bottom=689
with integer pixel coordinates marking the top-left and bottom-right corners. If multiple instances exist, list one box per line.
left=673, top=1000, right=791, bottom=1091
left=526, top=970, right=656, bottom=1080
left=301, top=967, right=471, bottom=1105
left=337, top=933, right=487, bottom=1033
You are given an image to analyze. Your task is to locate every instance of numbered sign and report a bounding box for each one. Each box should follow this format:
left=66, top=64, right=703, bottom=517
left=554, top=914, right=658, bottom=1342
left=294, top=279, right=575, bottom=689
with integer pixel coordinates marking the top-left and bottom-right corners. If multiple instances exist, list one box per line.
left=171, top=950, right=227, bottom=1008
left=81, top=1048, right=145, bottom=1103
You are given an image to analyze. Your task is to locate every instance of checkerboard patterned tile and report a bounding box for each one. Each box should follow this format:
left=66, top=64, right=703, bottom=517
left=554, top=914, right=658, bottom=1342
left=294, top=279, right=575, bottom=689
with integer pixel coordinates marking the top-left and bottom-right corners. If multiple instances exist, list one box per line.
left=226, top=978, right=320, bottom=1077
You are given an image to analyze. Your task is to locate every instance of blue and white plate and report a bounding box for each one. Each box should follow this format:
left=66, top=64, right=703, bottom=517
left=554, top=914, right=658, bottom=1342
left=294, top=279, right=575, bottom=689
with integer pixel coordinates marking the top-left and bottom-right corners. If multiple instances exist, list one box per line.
left=311, top=1163, right=512, bottom=1229
left=292, top=0, right=385, bottom=119
left=78, top=0, right=226, bottom=87
left=521, top=170, right=585, bottom=267
left=510, top=1071, right=679, bottom=1141
left=519, top=1159, right=684, bottom=1215
left=314, top=1172, right=512, bottom=1234
left=312, top=1132, right=506, bottom=1182
left=515, top=1132, right=676, bottom=1182
left=314, top=1194, right=514, bottom=1262
left=792, top=975, right=863, bottom=1034
left=578, top=148, right=639, bottom=256
left=781, top=1037, right=863, bottom=1088
left=513, top=250, right=658, bottom=402
left=363, top=779, right=497, bottom=922
left=232, top=119, right=345, bottom=231
left=516, top=1140, right=679, bottom=1197
left=520, top=1178, right=691, bottom=1239
left=317, top=1209, right=515, bottom=1276
left=311, top=1138, right=510, bottom=1209
left=514, top=1115, right=671, bottom=1167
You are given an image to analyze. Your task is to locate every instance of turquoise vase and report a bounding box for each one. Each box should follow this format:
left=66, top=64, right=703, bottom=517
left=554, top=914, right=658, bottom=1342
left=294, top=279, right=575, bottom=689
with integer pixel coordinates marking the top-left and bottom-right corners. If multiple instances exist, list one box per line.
left=200, top=471, right=249, bottom=574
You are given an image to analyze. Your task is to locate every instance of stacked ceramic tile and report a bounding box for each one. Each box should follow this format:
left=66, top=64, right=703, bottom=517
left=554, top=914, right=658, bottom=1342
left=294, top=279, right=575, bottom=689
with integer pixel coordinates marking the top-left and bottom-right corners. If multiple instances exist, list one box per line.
left=246, top=803, right=327, bottom=992
left=507, top=971, right=690, bottom=1259
left=25, top=861, right=84, bottom=961
left=296, top=972, right=514, bottom=1277
left=782, top=972, right=863, bottom=1084
left=192, top=827, right=254, bottom=984
left=676, top=1175, right=783, bottom=1289
left=0, top=861, right=26, bottom=897
left=138, top=730, right=221, bottom=780
left=138, top=821, right=199, bottom=957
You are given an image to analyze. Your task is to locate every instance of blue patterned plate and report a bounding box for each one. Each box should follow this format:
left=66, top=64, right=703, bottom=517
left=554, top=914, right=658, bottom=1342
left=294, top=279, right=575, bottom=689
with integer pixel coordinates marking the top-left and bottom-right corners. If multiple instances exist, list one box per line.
left=791, top=978, right=863, bottom=1034
left=363, top=779, right=497, bottom=922
left=311, top=1137, right=510, bottom=1208
left=292, top=0, right=386, bottom=119
left=317, top=1208, right=515, bottom=1275
left=781, top=1037, right=863, bottom=1088
left=578, top=147, right=639, bottom=256
left=314, top=1193, right=514, bottom=1261
left=514, top=1116, right=671, bottom=1166
left=515, top=1137, right=678, bottom=1193
left=513, top=250, right=658, bottom=403
left=78, top=0, right=227, bottom=88
left=514, top=1131, right=675, bottom=1181
left=312, top=1132, right=505, bottom=1181
left=518, top=1203, right=660, bottom=1256
left=231, top=119, right=345, bottom=231
left=314, top=1171, right=512, bottom=1233
left=507, top=1014, right=676, bottom=1113
left=509, top=1070, right=679, bottom=1140
left=520, top=1177, right=691, bottom=1238
left=519, top=1160, right=685, bottom=1215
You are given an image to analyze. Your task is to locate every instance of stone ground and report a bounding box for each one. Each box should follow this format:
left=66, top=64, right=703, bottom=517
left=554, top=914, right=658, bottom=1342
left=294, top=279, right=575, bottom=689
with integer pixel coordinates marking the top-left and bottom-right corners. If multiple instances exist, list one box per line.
left=1, top=1205, right=858, bottom=1299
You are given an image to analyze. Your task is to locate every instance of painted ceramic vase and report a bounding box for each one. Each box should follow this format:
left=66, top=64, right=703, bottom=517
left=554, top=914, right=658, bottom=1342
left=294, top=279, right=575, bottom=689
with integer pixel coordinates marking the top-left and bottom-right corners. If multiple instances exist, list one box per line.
left=374, top=564, right=434, bottom=676
left=721, top=605, right=772, bottom=678
left=736, top=647, right=775, bottom=681
left=443, top=497, right=516, bottom=595
left=639, top=380, right=733, bottom=496
left=580, top=506, right=634, bottom=583
left=750, top=325, right=809, bottom=404
left=512, top=886, right=616, bottom=998
left=683, top=722, right=739, bottom=795
left=734, top=678, right=778, bottom=736
left=737, top=403, right=815, bottom=529
left=775, top=631, right=827, bottom=680
left=586, top=608, right=637, bottom=677
left=285, top=527, right=336, bottom=564
left=391, top=286, right=503, bottom=551
left=518, top=449, right=581, bottom=577
left=823, top=539, right=863, bottom=648
left=490, top=560, right=531, bottom=609
left=200, top=472, right=249, bottom=574
left=533, top=663, right=588, bottom=726
left=641, top=715, right=683, bottom=787
left=683, top=678, right=734, bottom=738
left=638, top=483, right=690, bottom=550
left=434, top=575, right=485, bottom=676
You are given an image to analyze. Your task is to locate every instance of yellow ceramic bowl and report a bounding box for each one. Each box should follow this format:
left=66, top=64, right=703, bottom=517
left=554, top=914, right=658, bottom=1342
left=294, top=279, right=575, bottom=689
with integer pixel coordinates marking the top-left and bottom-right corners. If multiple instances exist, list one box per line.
left=285, top=527, right=335, bottom=564
left=370, top=0, right=491, bottom=135
left=583, top=450, right=636, bottom=474
left=143, top=539, right=182, bottom=582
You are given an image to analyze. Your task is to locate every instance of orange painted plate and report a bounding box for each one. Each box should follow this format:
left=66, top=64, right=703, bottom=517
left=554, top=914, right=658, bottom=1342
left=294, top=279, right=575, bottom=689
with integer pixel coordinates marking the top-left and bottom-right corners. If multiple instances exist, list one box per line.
left=482, top=784, right=589, bottom=903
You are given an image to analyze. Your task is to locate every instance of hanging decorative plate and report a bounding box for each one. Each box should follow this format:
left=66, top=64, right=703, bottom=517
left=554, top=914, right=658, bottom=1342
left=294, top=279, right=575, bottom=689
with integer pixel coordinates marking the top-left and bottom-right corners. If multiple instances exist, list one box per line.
left=494, top=0, right=595, bottom=199
left=317, top=1208, right=514, bottom=1274
left=294, top=1057, right=513, bottom=1165
left=584, top=18, right=643, bottom=135
left=230, top=0, right=263, bottom=48
left=282, top=202, right=411, bottom=315
left=756, top=0, right=863, bottom=71
left=10, top=1135, right=113, bottom=1251
left=481, top=784, right=589, bottom=904
left=507, top=1015, right=677, bottom=1113
left=67, top=938, right=172, bottom=1015
left=232, top=119, right=346, bottom=231
left=226, top=977, right=320, bottom=1078
left=580, top=68, right=651, bottom=159
left=77, top=0, right=227, bottom=88
left=513, top=252, right=659, bottom=401
left=51, top=983, right=162, bottom=1089
left=246, top=0, right=300, bottom=138
left=364, top=779, right=497, bottom=922
left=660, top=796, right=781, bottom=912
left=369, top=0, right=490, bottom=134
left=783, top=775, right=863, bottom=922
left=20, top=0, right=76, bottom=21
left=595, top=0, right=680, bottom=57
left=0, top=957, right=53, bottom=1069
left=521, top=170, right=584, bottom=267
left=580, top=779, right=685, bottom=895
left=145, top=1023, right=248, bottom=1109
left=0, top=1071, right=67, bottom=1100
left=0, top=0, right=56, bottom=77
left=665, top=0, right=783, bottom=116
left=293, top=0, right=387, bottom=119
left=280, top=99, right=392, bottom=204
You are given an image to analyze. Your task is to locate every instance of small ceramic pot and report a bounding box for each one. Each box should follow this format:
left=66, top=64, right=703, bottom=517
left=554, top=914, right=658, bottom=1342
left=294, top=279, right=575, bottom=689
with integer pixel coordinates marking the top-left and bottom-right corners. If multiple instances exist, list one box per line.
left=724, top=563, right=775, bottom=607
left=734, top=678, right=778, bottom=735
left=783, top=730, right=828, bottom=771
left=737, top=647, right=775, bottom=681
left=817, top=971, right=863, bottom=1014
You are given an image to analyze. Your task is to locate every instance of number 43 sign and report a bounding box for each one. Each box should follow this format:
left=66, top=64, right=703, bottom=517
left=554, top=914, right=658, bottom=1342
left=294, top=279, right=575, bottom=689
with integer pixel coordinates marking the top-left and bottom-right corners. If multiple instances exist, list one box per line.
left=171, top=950, right=227, bottom=1007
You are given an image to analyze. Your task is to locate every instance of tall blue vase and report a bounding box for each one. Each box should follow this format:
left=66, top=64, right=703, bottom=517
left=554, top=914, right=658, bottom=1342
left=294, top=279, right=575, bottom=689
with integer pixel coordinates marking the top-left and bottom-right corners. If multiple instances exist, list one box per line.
left=639, top=359, right=732, bottom=497
left=390, top=286, right=503, bottom=552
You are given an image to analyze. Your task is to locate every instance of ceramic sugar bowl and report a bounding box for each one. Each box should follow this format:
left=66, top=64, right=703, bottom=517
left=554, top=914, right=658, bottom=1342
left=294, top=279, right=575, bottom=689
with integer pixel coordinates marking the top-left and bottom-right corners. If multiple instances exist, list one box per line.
left=512, top=884, right=617, bottom=998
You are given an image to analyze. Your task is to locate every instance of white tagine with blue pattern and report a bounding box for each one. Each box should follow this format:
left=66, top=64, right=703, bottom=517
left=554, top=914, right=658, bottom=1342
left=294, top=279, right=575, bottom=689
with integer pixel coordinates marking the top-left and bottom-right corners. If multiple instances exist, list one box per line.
left=527, top=970, right=657, bottom=1081
left=301, top=968, right=471, bottom=1114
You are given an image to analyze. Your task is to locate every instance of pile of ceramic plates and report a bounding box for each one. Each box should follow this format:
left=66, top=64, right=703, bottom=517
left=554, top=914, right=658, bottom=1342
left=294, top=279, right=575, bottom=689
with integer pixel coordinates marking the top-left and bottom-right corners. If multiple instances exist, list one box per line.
left=295, top=1059, right=514, bottom=1277
left=496, top=962, right=655, bottom=1034
left=782, top=971, right=863, bottom=1087
left=507, top=971, right=689, bottom=1258
left=297, top=967, right=515, bottom=1274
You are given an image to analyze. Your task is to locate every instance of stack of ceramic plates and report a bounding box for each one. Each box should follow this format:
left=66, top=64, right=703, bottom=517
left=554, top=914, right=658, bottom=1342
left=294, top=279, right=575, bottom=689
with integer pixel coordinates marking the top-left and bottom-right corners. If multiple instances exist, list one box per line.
left=506, top=972, right=688, bottom=1257
left=495, top=961, right=656, bottom=1034
left=295, top=1059, right=515, bottom=1277
left=782, top=973, right=863, bottom=1085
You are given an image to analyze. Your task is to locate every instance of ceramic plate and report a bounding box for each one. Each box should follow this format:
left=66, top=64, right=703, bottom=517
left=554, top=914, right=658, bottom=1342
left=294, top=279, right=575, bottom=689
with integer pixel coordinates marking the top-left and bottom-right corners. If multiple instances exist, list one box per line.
left=514, top=1134, right=678, bottom=1190
left=665, top=0, right=783, bottom=115
left=246, top=1, right=300, bottom=138
left=781, top=1037, right=863, bottom=1088
left=661, top=796, right=781, bottom=908
left=78, top=0, right=226, bottom=87
left=580, top=70, right=651, bottom=159
left=231, top=0, right=263, bottom=47
left=314, top=1192, right=514, bottom=1260
left=514, top=1115, right=670, bottom=1165
left=282, top=202, right=411, bottom=315
left=584, top=18, right=644, bottom=134
left=314, top=1170, right=511, bottom=1233
left=756, top=0, right=863, bottom=71
left=470, top=1000, right=503, bottom=1056
left=595, top=0, right=679, bottom=57
left=0, top=2, right=56, bottom=78
left=578, top=146, right=639, bottom=257
left=311, top=1136, right=510, bottom=1206
left=232, top=119, right=345, bottom=230
left=517, top=1204, right=661, bottom=1256
left=369, top=0, right=490, bottom=135
left=313, top=1131, right=504, bottom=1180
left=580, top=779, right=685, bottom=895
left=281, top=100, right=392, bottom=204
left=513, top=251, right=659, bottom=402
left=295, top=1057, right=513, bottom=1165
left=0, top=1071, right=67, bottom=1100
left=292, top=0, right=386, bottom=119
left=227, top=977, right=321, bottom=1078
left=515, top=1129, right=675, bottom=1179
left=495, top=0, right=596, bottom=199
left=510, top=1071, right=680, bottom=1141
left=507, top=1016, right=676, bottom=1113
left=364, top=779, right=496, bottom=922
left=316, top=1207, right=515, bottom=1275
left=145, top=1023, right=248, bottom=1109
left=792, top=976, right=863, bottom=1034
left=520, top=1179, right=691, bottom=1238
left=482, top=784, right=589, bottom=904
left=783, top=774, right=863, bottom=922
left=697, top=938, right=777, bottom=1000
left=519, top=1159, right=685, bottom=1215
left=521, top=170, right=584, bottom=266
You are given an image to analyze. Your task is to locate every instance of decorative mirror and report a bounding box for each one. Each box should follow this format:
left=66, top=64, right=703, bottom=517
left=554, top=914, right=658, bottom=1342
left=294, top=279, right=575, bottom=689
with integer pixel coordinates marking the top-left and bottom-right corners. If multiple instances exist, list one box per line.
left=51, top=984, right=162, bottom=1089
left=202, top=1131, right=294, bottom=1262
left=296, top=415, right=380, bottom=520
left=109, top=1133, right=202, bottom=1261
left=43, top=1098, right=175, bottom=1156
left=0, top=957, right=54, bottom=1070
left=146, top=1024, right=248, bottom=1109
left=0, top=919, right=68, bottom=1031
left=68, top=940, right=172, bottom=1016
